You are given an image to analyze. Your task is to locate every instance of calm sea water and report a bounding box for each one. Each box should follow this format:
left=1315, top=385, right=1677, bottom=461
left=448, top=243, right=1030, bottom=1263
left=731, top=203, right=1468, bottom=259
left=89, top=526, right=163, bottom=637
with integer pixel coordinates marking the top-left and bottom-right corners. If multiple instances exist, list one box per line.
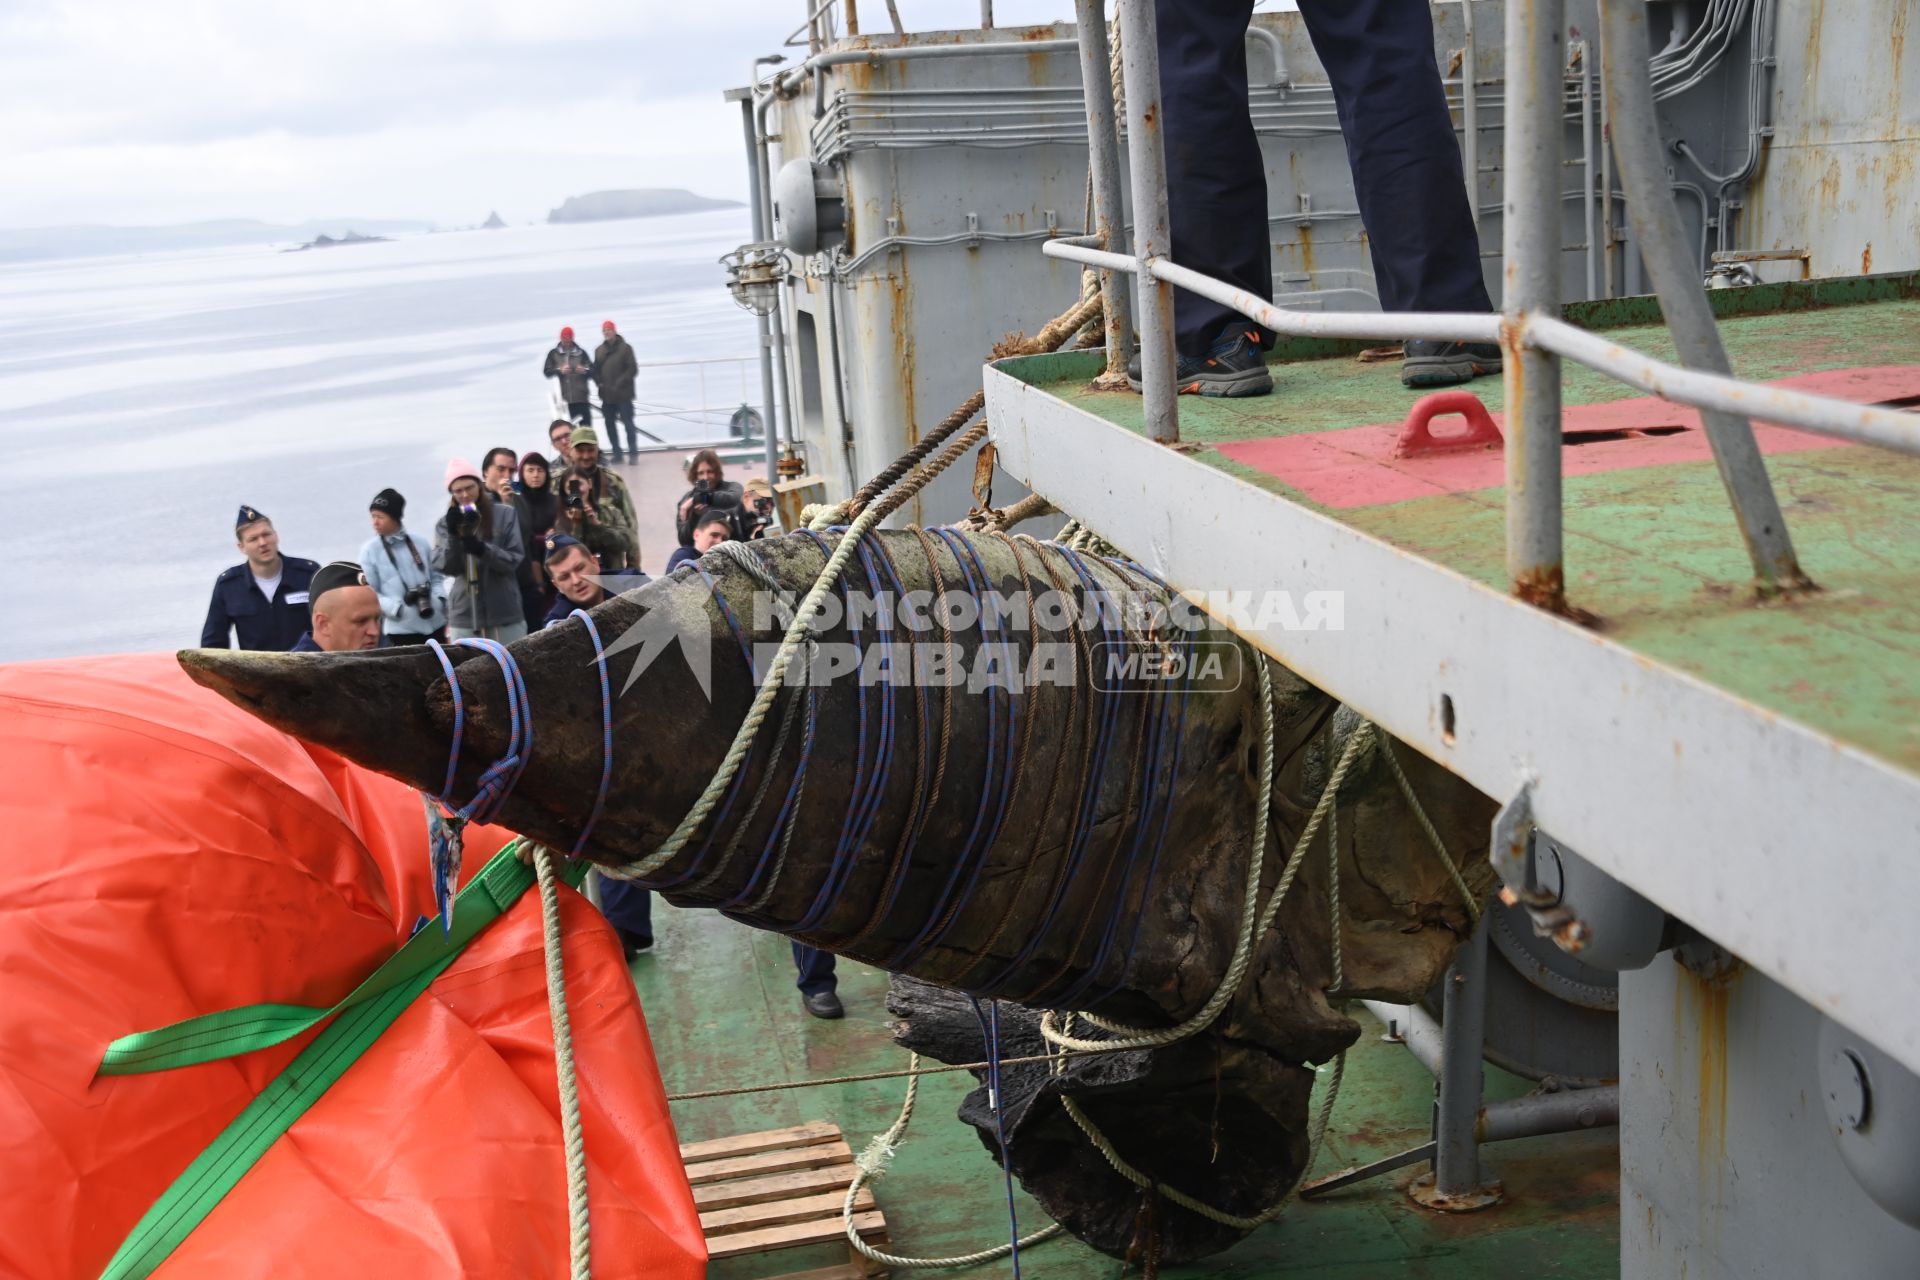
left=0, top=209, right=761, bottom=661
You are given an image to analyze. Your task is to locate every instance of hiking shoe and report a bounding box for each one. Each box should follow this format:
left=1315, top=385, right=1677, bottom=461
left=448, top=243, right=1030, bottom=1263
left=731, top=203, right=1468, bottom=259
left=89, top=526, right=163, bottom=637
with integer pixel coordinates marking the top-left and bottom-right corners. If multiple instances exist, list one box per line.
left=1127, top=330, right=1273, bottom=398
left=1402, top=340, right=1503, bottom=388
left=803, top=990, right=845, bottom=1020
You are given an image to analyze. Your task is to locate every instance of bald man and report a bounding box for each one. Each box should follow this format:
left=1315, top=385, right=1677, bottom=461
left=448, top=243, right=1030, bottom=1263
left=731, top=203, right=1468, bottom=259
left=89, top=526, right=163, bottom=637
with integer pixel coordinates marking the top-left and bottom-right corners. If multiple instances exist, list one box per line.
left=291, top=561, right=383, bottom=652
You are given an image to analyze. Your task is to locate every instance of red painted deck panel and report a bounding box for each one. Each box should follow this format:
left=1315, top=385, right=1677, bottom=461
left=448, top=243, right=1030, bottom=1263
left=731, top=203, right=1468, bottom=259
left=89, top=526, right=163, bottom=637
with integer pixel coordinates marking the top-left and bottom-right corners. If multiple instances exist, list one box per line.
left=1215, top=366, right=1920, bottom=508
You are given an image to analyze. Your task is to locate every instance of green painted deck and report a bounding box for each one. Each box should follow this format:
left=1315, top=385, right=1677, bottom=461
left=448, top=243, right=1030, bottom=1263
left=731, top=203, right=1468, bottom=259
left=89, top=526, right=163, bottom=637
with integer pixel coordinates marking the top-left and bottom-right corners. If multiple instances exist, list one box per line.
left=634, top=904, right=1619, bottom=1278
left=1005, top=278, right=1920, bottom=778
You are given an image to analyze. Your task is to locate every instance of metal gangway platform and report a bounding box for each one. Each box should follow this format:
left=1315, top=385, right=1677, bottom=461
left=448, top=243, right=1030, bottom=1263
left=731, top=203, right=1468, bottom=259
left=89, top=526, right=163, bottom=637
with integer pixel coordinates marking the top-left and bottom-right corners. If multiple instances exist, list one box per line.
left=983, top=3, right=1920, bottom=1271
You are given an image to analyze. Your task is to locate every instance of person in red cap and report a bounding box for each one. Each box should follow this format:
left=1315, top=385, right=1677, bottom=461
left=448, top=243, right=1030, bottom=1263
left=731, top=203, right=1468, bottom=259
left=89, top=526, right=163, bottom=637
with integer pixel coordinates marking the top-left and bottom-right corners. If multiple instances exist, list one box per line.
left=543, top=325, right=595, bottom=427
left=592, top=319, right=639, bottom=462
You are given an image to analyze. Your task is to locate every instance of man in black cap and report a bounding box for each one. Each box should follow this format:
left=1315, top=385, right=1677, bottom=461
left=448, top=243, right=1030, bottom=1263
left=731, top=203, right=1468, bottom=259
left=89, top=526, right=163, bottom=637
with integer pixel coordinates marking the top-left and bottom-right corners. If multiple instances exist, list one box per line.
left=200, top=506, right=320, bottom=651
left=291, top=562, right=384, bottom=653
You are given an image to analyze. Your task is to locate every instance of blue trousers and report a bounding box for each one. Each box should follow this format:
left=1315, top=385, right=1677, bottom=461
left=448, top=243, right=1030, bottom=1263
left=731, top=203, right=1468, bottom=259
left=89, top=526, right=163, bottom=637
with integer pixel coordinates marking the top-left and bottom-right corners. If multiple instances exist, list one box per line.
left=599, top=876, right=653, bottom=950
left=602, top=400, right=638, bottom=457
left=1157, top=0, right=1492, bottom=354
left=598, top=874, right=836, bottom=997
left=792, top=943, right=838, bottom=997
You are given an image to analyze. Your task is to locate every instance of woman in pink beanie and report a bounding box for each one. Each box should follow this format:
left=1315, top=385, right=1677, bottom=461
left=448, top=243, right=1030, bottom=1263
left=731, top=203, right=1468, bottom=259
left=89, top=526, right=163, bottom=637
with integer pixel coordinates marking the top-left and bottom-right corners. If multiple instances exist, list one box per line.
left=430, top=457, right=527, bottom=642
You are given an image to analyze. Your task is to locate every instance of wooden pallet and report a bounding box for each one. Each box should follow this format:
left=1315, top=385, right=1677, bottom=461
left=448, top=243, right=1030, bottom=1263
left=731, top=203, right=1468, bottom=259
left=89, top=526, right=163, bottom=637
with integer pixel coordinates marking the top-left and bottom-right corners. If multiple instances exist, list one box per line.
left=680, top=1120, right=891, bottom=1279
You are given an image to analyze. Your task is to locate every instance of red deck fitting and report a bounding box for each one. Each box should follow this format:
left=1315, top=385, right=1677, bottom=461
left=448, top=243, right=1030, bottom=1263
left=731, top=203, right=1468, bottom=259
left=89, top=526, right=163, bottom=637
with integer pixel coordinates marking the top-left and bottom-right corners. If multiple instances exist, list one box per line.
left=1216, top=365, right=1920, bottom=509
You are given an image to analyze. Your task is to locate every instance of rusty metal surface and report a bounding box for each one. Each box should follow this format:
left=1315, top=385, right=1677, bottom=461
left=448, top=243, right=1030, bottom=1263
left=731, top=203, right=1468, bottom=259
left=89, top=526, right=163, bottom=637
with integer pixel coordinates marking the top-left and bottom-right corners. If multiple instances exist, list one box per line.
left=1749, top=0, right=1920, bottom=285
left=1621, top=957, right=1920, bottom=1277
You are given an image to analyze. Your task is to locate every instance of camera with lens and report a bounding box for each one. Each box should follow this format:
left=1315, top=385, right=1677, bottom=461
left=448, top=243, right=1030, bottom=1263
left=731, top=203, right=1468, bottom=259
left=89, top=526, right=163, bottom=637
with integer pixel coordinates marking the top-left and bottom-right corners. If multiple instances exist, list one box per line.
left=450, top=501, right=481, bottom=538
left=402, top=584, right=435, bottom=619
left=565, top=478, right=587, bottom=512
left=743, top=494, right=776, bottom=540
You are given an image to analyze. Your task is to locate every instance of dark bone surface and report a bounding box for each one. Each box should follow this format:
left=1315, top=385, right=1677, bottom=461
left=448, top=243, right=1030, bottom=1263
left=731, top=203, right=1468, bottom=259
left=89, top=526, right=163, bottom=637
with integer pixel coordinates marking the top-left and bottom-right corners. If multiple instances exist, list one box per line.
left=180, top=527, right=1494, bottom=1260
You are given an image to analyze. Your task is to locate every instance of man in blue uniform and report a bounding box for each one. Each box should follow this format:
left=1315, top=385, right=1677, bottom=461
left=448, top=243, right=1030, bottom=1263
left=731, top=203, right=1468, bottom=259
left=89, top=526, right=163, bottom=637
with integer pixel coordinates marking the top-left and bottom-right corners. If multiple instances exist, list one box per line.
left=1131, top=0, right=1500, bottom=397
left=200, top=506, right=320, bottom=651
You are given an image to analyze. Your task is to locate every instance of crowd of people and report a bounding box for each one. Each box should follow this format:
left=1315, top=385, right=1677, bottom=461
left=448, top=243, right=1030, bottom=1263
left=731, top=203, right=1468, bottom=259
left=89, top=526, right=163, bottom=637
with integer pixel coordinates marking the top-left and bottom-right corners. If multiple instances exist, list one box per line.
left=200, top=420, right=774, bottom=656
left=195, top=372, right=842, bottom=1016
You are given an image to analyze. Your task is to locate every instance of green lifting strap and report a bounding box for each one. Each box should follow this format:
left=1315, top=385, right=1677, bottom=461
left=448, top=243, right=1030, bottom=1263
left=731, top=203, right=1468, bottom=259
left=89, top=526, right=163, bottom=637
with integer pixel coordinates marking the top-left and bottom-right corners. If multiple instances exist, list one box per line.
left=97, top=842, right=584, bottom=1076
left=96, top=842, right=590, bottom=1280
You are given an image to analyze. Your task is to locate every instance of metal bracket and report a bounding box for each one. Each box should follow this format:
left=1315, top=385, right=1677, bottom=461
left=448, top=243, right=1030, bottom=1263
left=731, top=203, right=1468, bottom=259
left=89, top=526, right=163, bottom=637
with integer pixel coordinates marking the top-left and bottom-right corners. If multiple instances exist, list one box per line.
left=965, top=212, right=982, bottom=250
left=1489, top=781, right=1540, bottom=901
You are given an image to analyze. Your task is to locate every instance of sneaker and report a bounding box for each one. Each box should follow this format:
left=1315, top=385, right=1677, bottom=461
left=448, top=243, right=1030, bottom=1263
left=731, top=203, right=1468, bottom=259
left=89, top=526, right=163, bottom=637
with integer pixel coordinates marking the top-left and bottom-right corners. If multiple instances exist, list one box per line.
left=1126, top=330, right=1274, bottom=398
left=803, top=990, right=845, bottom=1020
left=1401, top=340, right=1503, bottom=388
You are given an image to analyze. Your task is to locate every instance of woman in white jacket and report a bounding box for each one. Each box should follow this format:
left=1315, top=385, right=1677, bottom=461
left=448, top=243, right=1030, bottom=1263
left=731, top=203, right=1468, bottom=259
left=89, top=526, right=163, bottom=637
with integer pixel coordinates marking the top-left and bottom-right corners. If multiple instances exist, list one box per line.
left=358, top=488, right=447, bottom=645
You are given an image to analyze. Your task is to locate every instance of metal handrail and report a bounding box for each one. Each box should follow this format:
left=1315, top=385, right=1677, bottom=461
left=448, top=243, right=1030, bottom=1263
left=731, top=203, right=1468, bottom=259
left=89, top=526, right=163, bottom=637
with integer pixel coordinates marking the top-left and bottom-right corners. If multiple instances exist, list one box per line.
left=1043, top=235, right=1920, bottom=457
left=1055, top=0, right=1916, bottom=610
left=1043, top=242, right=1920, bottom=586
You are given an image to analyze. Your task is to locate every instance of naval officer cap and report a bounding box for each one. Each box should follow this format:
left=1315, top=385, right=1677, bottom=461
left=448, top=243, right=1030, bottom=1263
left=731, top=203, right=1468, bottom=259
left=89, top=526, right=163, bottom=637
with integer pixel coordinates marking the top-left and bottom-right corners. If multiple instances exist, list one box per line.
left=308, top=561, right=368, bottom=602
left=235, top=504, right=270, bottom=531
left=542, top=533, right=588, bottom=563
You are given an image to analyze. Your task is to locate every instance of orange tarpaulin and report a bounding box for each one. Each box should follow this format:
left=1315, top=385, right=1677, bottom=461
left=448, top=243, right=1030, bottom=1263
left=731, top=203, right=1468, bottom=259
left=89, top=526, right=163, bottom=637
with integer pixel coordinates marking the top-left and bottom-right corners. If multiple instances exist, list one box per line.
left=0, top=653, right=705, bottom=1279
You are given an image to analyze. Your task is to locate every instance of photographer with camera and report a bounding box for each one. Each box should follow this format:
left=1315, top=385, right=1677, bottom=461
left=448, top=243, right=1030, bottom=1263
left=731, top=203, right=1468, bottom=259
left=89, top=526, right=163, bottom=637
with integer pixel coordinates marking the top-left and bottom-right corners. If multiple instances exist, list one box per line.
left=552, top=425, right=639, bottom=572
left=672, top=448, right=745, bottom=549
left=360, top=488, right=446, bottom=645
left=741, top=475, right=778, bottom=539
left=431, top=458, right=529, bottom=643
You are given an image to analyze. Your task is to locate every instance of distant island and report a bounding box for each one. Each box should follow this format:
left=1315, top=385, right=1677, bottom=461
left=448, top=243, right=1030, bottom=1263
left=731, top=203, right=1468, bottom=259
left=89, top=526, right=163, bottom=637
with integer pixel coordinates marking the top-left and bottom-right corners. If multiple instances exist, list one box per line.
left=547, top=188, right=742, bottom=224
left=284, top=230, right=390, bottom=252
left=481, top=210, right=507, bottom=229
left=0, top=217, right=431, bottom=264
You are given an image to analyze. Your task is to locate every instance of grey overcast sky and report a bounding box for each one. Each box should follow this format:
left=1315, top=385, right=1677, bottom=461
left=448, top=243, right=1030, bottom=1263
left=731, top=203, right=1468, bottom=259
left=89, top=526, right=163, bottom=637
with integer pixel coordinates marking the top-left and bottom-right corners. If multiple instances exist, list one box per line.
left=0, top=0, right=1089, bottom=230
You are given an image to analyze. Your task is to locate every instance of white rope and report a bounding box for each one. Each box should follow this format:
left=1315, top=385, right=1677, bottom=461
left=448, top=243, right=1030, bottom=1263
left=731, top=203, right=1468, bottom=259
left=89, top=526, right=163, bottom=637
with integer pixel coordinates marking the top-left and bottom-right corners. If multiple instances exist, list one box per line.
left=843, top=1052, right=1066, bottom=1269
left=532, top=842, right=592, bottom=1279
left=1376, top=737, right=1481, bottom=923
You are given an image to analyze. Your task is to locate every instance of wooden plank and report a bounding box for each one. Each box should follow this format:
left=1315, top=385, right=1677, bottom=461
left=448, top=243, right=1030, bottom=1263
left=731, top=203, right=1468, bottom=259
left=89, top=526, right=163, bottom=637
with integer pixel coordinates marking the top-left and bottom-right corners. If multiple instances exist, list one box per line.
left=692, top=1163, right=858, bottom=1212
left=705, top=1211, right=888, bottom=1260
left=758, top=1265, right=870, bottom=1280
left=700, top=1187, right=876, bottom=1236
left=677, top=1121, right=841, bottom=1164
left=684, top=1140, right=854, bottom=1186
